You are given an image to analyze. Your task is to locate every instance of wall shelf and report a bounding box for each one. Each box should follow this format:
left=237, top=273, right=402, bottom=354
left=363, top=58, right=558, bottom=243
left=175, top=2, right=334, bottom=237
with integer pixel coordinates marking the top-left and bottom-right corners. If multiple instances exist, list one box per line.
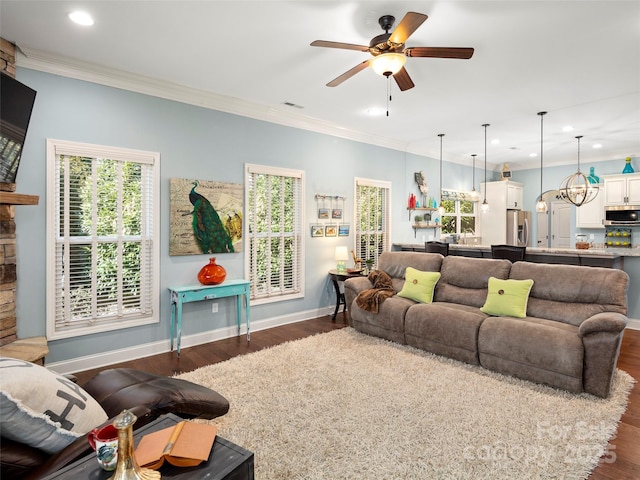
left=407, top=206, right=437, bottom=221
left=412, top=224, right=442, bottom=238
left=0, top=192, right=39, bottom=205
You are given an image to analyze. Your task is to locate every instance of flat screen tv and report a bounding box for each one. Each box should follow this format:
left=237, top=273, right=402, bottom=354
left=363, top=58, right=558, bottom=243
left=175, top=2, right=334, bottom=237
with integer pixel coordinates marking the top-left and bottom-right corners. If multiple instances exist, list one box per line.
left=0, top=73, right=37, bottom=184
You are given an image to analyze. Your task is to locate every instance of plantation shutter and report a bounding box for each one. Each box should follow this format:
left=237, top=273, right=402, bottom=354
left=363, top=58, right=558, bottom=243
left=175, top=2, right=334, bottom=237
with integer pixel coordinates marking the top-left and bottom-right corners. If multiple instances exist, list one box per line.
left=46, top=140, right=159, bottom=339
left=354, top=177, right=391, bottom=269
left=245, top=164, right=304, bottom=303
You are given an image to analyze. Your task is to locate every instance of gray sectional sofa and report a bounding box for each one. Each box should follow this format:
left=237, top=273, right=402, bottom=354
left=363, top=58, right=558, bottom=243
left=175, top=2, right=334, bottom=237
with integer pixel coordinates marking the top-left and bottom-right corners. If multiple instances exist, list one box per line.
left=343, top=252, right=630, bottom=398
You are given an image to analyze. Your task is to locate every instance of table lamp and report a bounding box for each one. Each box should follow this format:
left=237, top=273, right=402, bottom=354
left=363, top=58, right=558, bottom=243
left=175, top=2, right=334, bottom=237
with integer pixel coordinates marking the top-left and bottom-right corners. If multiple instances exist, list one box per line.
left=335, top=246, right=348, bottom=273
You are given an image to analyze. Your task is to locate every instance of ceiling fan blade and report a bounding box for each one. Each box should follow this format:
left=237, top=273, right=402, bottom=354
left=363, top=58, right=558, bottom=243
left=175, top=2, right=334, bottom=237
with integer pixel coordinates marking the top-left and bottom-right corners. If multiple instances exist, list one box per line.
left=405, top=47, right=475, bottom=59
left=393, top=67, right=415, bottom=91
left=326, top=60, right=370, bottom=87
left=388, top=12, right=428, bottom=45
left=311, top=40, right=369, bottom=52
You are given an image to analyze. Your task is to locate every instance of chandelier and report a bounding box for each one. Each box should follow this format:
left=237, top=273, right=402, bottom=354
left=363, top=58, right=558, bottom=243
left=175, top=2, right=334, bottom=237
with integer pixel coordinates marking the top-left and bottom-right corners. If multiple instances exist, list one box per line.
left=558, top=135, right=599, bottom=206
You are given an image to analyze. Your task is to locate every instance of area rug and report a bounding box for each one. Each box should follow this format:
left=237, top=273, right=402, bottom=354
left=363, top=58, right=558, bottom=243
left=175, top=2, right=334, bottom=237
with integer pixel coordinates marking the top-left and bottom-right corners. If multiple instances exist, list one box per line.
left=177, top=327, right=634, bottom=480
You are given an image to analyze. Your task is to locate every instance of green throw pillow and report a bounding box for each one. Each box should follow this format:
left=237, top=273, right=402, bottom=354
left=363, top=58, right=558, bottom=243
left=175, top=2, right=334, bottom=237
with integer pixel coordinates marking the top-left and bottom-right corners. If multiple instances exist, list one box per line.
left=480, top=277, right=534, bottom=318
left=397, top=267, right=441, bottom=304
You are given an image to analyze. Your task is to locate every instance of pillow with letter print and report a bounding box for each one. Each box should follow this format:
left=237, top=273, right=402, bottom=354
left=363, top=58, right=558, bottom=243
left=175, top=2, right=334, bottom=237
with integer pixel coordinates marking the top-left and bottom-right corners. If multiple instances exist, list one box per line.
left=0, top=357, right=108, bottom=454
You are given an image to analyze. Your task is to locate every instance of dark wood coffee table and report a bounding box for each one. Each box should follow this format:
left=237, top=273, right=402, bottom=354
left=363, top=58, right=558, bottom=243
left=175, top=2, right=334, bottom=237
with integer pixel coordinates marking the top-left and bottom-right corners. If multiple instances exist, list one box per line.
left=42, top=413, right=254, bottom=480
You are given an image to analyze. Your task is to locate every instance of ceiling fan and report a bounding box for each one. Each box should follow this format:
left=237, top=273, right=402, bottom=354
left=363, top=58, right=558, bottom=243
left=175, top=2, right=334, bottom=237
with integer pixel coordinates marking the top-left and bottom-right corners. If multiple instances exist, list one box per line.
left=311, top=12, right=474, bottom=91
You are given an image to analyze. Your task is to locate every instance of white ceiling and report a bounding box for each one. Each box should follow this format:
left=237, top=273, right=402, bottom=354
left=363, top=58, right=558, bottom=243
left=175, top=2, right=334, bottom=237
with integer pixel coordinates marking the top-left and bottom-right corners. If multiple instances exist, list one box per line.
left=2, top=1, right=639, bottom=170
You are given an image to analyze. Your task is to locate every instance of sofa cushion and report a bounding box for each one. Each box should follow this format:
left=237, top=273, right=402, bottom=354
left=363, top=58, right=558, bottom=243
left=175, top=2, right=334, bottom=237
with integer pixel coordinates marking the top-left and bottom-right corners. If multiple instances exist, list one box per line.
left=434, top=256, right=512, bottom=307
left=80, top=368, right=230, bottom=420
left=509, top=262, right=629, bottom=326
left=378, top=251, right=443, bottom=291
left=349, top=296, right=415, bottom=344
left=478, top=316, right=584, bottom=392
left=405, top=302, right=487, bottom=365
left=480, top=277, right=534, bottom=318
left=397, top=268, right=441, bottom=304
left=0, top=358, right=108, bottom=455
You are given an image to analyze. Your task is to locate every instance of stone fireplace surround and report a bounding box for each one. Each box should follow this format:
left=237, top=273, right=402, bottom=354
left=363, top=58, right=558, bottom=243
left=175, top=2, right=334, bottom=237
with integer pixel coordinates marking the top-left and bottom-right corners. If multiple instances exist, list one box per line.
left=0, top=38, right=47, bottom=364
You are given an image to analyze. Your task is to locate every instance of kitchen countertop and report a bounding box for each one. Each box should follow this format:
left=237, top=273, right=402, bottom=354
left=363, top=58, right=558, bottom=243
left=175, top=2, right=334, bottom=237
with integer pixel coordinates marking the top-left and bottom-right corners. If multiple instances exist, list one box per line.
left=393, top=243, right=640, bottom=257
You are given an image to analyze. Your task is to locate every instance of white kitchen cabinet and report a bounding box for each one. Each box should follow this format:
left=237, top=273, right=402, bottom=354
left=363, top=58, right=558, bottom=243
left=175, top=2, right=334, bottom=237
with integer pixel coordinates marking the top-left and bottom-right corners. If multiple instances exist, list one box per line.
left=575, top=184, right=604, bottom=229
left=480, top=181, right=524, bottom=245
left=507, top=183, right=523, bottom=209
left=604, top=173, right=640, bottom=206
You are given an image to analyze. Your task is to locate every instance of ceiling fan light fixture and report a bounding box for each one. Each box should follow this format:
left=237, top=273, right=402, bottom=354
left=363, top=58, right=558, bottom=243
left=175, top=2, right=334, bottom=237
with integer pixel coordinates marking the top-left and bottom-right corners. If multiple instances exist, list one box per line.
left=370, top=53, right=406, bottom=76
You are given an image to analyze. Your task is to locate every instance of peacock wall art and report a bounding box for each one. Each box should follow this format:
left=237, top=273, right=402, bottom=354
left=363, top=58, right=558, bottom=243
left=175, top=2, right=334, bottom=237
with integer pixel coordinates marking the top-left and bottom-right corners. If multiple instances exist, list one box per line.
left=169, top=178, right=243, bottom=256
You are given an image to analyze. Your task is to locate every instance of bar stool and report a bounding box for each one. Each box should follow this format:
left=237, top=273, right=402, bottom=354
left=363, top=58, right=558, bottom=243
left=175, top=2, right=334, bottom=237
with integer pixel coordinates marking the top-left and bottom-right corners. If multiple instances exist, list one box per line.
left=425, top=241, right=449, bottom=256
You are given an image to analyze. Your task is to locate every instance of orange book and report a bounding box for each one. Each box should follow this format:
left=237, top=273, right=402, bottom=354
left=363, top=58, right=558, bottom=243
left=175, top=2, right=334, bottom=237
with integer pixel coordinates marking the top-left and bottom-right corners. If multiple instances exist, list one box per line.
left=134, top=421, right=217, bottom=470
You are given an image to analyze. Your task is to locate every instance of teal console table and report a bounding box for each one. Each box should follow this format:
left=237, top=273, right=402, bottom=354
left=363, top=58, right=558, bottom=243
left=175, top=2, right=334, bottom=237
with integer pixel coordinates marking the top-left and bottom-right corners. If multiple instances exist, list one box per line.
left=168, top=280, right=251, bottom=356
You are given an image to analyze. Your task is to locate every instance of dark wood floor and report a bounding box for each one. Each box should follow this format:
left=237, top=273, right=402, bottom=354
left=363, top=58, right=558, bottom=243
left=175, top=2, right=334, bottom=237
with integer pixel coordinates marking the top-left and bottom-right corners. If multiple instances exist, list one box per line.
left=74, top=316, right=640, bottom=480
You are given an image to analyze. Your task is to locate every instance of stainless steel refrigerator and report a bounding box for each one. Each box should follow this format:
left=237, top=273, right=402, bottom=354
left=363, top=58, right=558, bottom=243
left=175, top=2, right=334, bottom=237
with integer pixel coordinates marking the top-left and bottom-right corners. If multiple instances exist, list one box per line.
left=506, top=210, right=531, bottom=246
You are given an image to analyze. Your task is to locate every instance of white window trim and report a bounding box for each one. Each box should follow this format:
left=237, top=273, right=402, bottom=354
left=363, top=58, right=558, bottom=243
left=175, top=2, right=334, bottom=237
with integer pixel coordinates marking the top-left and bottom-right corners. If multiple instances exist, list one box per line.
left=45, top=139, right=160, bottom=340
left=244, top=163, right=305, bottom=306
left=441, top=190, right=478, bottom=237
left=353, top=177, right=392, bottom=266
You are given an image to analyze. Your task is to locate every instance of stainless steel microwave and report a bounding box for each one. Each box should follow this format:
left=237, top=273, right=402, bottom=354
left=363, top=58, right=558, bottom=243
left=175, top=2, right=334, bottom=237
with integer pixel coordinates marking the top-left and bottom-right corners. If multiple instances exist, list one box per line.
left=604, top=205, right=640, bottom=226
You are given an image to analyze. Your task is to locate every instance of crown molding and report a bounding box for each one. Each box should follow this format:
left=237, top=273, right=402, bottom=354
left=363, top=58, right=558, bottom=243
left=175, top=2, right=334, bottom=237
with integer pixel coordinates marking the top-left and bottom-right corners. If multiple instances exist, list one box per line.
left=16, top=46, right=410, bottom=153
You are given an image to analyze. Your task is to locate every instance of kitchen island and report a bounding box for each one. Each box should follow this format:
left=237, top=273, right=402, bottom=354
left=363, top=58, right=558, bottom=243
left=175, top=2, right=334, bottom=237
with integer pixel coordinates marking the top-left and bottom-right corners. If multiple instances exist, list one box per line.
left=392, top=243, right=640, bottom=269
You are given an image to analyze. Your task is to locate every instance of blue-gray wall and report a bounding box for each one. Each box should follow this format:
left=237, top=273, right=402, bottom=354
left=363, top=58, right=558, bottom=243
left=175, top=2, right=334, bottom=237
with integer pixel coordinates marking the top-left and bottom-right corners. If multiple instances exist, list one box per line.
left=12, top=68, right=639, bottom=364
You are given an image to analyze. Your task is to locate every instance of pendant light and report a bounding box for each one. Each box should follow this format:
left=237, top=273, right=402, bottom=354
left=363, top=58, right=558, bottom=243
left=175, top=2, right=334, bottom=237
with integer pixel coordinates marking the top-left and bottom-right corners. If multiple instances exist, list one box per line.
left=559, top=135, right=599, bottom=206
left=438, top=133, right=445, bottom=215
left=480, top=124, right=490, bottom=213
left=535, top=111, right=548, bottom=213
left=469, top=154, right=480, bottom=201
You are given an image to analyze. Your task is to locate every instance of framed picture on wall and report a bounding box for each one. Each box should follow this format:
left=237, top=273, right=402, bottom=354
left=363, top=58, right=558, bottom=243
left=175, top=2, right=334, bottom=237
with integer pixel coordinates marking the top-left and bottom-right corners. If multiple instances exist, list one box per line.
left=338, top=224, right=350, bottom=236
left=311, top=225, right=325, bottom=237
left=318, top=208, right=330, bottom=219
left=325, top=224, right=338, bottom=237
left=332, top=209, right=343, bottom=219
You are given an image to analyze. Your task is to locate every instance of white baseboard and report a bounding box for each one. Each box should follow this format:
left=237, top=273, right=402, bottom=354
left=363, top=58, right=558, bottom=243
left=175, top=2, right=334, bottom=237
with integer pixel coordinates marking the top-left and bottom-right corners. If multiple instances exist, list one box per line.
left=47, top=306, right=334, bottom=375
left=46, top=310, right=638, bottom=375
left=626, top=318, right=640, bottom=330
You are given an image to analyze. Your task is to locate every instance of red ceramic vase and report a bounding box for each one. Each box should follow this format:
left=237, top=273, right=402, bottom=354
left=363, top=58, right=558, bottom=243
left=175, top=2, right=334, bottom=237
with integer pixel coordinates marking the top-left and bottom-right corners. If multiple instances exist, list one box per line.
left=197, top=257, right=227, bottom=285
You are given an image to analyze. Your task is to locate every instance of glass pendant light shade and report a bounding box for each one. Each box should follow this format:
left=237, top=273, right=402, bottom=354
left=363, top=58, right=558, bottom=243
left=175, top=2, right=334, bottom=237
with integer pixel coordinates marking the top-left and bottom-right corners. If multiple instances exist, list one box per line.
left=469, top=154, right=480, bottom=201
left=535, top=111, right=548, bottom=213
left=559, top=136, right=599, bottom=206
left=438, top=133, right=445, bottom=214
left=480, top=124, right=490, bottom=213
left=370, top=53, right=406, bottom=76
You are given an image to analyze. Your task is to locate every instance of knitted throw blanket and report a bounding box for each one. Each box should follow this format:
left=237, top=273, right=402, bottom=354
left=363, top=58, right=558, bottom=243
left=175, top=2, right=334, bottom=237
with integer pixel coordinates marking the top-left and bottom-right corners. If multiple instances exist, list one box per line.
left=355, top=270, right=395, bottom=313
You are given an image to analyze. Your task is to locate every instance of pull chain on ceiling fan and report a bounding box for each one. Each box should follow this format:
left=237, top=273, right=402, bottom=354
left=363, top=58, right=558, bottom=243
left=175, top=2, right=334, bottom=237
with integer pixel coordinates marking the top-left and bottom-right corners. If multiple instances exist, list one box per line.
left=311, top=11, right=475, bottom=91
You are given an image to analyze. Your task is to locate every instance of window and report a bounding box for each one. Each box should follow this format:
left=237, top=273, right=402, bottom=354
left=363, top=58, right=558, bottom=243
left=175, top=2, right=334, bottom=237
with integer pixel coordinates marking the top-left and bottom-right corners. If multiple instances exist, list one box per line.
left=354, top=178, right=391, bottom=269
left=46, top=139, right=159, bottom=340
left=245, top=164, right=304, bottom=304
left=441, top=191, right=477, bottom=237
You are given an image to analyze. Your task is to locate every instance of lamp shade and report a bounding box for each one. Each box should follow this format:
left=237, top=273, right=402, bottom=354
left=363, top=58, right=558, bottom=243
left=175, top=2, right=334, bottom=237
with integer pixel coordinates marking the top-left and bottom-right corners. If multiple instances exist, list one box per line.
left=370, top=53, right=406, bottom=76
left=335, top=246, right=348, bottom=273
left=335, top=246, right=349, bottom=261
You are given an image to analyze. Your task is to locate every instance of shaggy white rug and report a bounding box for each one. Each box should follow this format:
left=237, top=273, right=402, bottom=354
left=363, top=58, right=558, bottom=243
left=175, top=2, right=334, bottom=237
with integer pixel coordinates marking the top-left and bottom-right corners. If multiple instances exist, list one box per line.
left=177, top=328, right=634, bottom=480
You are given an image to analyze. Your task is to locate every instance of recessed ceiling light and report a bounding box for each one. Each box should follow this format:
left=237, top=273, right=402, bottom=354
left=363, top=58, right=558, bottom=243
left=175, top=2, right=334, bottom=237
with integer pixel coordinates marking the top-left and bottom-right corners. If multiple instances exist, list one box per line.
left=562, top=125, right=574, bottom=132
left=366, top=107, right=385, bottom=116
left=529, top=153, right=537, bottom=157
left=491, top=139, right=500, bottom=145
left=592, top=143, right=602, bottom=149
left=69, top=11, right=94, bottom=26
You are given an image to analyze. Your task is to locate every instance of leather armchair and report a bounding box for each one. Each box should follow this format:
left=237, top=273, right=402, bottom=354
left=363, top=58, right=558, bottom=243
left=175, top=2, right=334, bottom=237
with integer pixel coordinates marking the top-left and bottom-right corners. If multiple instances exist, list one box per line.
left=1, top=368, right=229, bottom=479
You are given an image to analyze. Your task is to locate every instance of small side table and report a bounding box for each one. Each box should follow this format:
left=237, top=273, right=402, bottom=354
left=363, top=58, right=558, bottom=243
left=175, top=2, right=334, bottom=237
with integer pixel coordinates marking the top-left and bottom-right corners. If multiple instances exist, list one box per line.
left=328, top=270, right=365, bottom=320
left=169, top=280, right=251, bottom=357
